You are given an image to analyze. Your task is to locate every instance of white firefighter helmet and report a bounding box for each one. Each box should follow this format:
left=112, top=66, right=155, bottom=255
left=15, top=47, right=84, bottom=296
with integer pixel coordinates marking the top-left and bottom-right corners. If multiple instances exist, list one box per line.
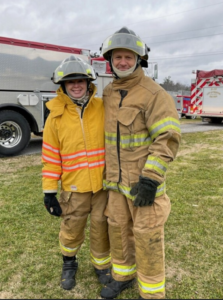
left=100, top=27, right=150, bottom=68
left=52, top=55, right=97, bottom=84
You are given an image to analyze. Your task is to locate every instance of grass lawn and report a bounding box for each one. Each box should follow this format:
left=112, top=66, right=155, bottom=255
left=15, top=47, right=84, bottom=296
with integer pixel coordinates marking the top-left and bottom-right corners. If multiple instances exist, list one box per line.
left=179, top=116, right=202, bottom=124
left=0, top=127, right=223, bottom=299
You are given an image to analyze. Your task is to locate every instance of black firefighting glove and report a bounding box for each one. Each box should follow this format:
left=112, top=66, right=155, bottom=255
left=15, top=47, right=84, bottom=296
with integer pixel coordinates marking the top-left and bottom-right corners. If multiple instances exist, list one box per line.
left=130, top=176, right=160, bottom=207
left=44, top=193, right=62, bottom=217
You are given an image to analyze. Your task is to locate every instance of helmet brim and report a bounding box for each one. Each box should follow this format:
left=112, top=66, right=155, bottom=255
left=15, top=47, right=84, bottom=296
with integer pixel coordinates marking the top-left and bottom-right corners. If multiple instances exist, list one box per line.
left=53, top=74, right=95, bottom=84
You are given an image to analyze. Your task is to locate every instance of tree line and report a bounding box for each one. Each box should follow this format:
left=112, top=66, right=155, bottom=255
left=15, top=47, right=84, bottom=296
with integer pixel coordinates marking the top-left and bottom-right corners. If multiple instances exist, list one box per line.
left=160, top=76, right=190, bottom=92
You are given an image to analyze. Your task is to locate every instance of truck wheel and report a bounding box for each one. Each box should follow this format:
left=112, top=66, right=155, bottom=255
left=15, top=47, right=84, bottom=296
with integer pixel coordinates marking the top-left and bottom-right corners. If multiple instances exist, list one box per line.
left=209, top=118, right=222, bottom=124
left=0, top=110, right=31, bottom=157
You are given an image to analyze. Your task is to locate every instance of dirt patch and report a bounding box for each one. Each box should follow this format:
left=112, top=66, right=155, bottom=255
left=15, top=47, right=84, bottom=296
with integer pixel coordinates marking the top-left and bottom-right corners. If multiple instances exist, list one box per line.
left=0, top=291, right=15, bottom=299
left=166, top=264, right=189, bottom=282
left=0, top=274, right=24, bottom=299
left=177, top=143, right=222, bottom=157
left=0, top=155, right=41, bottom=173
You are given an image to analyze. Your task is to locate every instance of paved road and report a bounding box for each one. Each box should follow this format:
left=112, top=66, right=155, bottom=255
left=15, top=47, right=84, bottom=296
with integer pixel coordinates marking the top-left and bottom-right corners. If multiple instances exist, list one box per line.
left=20, top=137, right=43, bottom=156
left=0, top=137, right=42, bottom=158
left=180, top=122, right=223, bottom=133
left=1, top=122, right=223, bottom=158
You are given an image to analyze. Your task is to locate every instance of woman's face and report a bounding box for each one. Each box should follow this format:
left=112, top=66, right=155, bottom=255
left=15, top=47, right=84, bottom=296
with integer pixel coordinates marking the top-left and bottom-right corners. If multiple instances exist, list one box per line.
left=65, top=79, right=87, bottom=98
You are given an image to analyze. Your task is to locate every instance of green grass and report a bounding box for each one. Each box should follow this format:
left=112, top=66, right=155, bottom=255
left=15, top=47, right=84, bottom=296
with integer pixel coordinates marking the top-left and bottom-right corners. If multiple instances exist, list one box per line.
left=179, top=116, right=202, bottom=124
left=0, top=129, right=223, bottom=299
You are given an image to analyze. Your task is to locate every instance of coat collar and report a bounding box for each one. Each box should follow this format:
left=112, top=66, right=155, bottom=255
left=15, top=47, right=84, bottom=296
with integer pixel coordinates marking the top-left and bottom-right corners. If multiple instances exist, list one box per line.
left=112, top=66, right=144, bottom=91
left=47, top=83, right=97, bottom=118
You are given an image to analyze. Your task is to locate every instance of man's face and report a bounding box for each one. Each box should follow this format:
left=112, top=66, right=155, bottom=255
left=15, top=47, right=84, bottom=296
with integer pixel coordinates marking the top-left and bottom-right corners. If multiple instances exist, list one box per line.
left=112, top=49, right=136, bottom=71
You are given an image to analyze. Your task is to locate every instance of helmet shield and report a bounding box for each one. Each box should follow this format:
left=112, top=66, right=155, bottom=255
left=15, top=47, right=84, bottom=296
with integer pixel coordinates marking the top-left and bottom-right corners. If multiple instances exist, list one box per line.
left=52, top=55, right=97, bottom=84
left=101, top=33, right=148, bottom=62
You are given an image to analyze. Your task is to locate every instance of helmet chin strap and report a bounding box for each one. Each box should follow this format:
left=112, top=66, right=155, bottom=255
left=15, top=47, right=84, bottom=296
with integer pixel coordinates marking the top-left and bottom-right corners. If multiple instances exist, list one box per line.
left=66, top=89, right=89, bottom=106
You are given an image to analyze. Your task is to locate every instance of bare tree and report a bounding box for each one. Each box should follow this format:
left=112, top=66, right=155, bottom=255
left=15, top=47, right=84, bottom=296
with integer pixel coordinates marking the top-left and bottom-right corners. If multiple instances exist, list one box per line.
left=160, top=76, right=190, bottom=92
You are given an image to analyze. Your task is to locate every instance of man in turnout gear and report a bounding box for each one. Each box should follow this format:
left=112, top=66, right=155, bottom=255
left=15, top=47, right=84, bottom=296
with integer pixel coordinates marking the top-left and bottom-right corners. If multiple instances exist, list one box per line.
left=42, top=55, right=112, bottom=290
left=99, top=27, right=181, bottom=299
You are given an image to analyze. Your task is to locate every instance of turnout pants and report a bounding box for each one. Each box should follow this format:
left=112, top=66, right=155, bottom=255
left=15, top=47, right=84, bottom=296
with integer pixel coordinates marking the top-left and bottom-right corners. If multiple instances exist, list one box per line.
left=58, top=189, right=111, bottom=270
left=104, top=190, right=171, bottom=299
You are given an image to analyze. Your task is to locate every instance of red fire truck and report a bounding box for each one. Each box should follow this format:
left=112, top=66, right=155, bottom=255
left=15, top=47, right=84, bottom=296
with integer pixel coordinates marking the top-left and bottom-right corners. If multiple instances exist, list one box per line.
left=171, top=90, right=195, bottom=119
left=186, top=69, right=223, bottom=123
left=175, top=93, right=194, bottom=119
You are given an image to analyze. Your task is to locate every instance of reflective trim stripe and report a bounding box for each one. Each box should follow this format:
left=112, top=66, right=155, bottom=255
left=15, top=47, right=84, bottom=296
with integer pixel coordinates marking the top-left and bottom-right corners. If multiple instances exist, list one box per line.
left=113, top=263, right=136, bottom=276
left=42, top=153, right=61, bottom=165
left=138, top=278, right=165, bottom=294
left=149, top=117, right=181, bottom=141
left=144, top=156, right=168, bottom=176
left=42, top=141, right=60, bottom=154
left=120, top=134, right=151, bottom=148
left=103, top=181, right=134, bottom=200
left=105, top=131, right=152, bottom=148
left=59, top=241, right=80, bottom=254
left=62, top=150, right=87, bottom=161
left=103, top=181, right=119, bottom=191
left=90, top=254, right=111, bottom=266
left=89, top=159, right=105, bottom=169
left=156, top=182, right=166, bottom=197
left=42, top=170, right=61, bottom=179
left=61, top=148, right=105, bottom=161
left=87, top=148, right=105, bottom=157
left=105, top=131, right=117, bottom=145
left=103, top=181, right=166, bottom=199
left=62, top=162, right=88, bottom=171
left=62, top=160, right=105, bottom=172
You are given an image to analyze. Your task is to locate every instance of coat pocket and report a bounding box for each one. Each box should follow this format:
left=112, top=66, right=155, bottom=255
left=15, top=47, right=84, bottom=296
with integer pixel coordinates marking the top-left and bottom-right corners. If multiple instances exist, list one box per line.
left=117, top=107, right=145, bottom=134
left=117, top=107, right=147, bottom=151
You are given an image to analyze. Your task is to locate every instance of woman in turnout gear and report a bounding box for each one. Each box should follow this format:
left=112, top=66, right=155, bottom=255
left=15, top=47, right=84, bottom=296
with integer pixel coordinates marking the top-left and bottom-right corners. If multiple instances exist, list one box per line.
left=42, top=55, right=111, bottom=290
left=99, top=27, right=181, bottom=299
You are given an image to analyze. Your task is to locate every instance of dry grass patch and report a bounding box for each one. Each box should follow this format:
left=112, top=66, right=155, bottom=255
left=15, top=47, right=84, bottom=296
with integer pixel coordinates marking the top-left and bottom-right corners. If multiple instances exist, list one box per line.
left=0, top=155, right=41, bottom=173
left=0, top=291, right=15, bottom=299
left=177, top=143, right=210, bottom=157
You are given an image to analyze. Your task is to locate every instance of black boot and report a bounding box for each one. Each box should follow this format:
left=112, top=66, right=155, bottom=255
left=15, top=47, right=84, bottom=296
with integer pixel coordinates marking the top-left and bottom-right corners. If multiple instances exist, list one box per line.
left=100, top=278, right=135, bottom=299
left=61, top=255, right=78, bottom=290
left=94, top=267, right=113, bottom=284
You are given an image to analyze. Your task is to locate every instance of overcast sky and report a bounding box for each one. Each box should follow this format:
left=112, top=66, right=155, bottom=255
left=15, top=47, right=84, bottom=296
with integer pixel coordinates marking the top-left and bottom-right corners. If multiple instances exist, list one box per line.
left=1, top=0, right=223, bottom=86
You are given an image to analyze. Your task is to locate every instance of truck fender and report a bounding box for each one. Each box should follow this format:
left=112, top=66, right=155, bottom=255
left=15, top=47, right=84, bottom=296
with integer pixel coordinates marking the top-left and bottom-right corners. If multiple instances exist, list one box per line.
left=0, top=103, right=39, bottom=133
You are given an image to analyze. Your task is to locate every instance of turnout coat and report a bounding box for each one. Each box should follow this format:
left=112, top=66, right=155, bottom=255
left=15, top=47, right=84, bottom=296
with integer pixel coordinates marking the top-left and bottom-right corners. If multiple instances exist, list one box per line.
left=102, top=66, right=181, bottom=199
left=42, top=83, right=105, bottom=194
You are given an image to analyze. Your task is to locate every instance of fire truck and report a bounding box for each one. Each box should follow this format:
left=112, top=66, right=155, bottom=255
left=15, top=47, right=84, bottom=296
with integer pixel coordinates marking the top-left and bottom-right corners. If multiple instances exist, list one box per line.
left=175, top=93, right=194, bottom=119
left=186, top=69, right=223, bottom=123
left=168, top=90, right=195, bottom=119
left=0, top=36, right=112, bottom=157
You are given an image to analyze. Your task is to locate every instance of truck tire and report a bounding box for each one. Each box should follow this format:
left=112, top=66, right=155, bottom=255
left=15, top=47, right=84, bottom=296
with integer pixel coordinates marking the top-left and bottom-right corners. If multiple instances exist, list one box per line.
left=0, top=110, right=31, bottom=157
left=186, top=115, right=197, bottom=119
left=208, top=118, right=222, bottom=124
